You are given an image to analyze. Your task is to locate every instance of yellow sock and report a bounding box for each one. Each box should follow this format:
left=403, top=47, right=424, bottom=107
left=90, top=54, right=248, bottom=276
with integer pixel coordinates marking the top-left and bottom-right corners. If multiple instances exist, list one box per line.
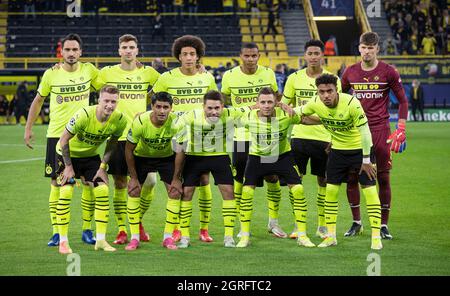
left=362, top=186, right=381, bottom=238
left=113, top=188, right=127, bottom=233
left=198, top=184, right=212, bottom=230
left=164, top=198, right=180, bottom=234
left=317, top=185, right=326, bottom=227
left=240, top=186, right=254, bottom=234
left=94, top=185, right=110, bottom=236
left=291, top=184, right=307, bottom=234
left=49, top=184, right=60, bottom=234
left=57, top=185, right=74, bottom=237
left=179, top=200, right=193, bottom=237
left=324, top=184, right=340, bottom=237
left=233, top=180, right=243, bottom=216
left=223, top=199, right=236, bottom=237
left=267, top=181, right=282, bottom=220
left=288, top=189, right=295, bottom=220
left=127, top=196, right=140, bottom=237
left=81, top=184, right=94, bottom=230
left=140, top=184, right=154, bottom=221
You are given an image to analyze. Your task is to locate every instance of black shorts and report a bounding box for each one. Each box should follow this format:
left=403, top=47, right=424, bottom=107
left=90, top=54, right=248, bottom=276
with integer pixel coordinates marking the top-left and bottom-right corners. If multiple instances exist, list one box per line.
left=243, top=152, right=302, bottom=186
left=56, top=154, right=102, bottom=184
left=44, top=138, right=59, bottom=178
left=107, top=140, right=128, bottom=176
left=135, top=155, right=175, bottom=185
left=326, top=148, right=376, bottom=186
left=291, top=138, right=329, bottom=178
left=232, top=141, right=264, bottom=186
left=183, top=155, right=234, bottom=187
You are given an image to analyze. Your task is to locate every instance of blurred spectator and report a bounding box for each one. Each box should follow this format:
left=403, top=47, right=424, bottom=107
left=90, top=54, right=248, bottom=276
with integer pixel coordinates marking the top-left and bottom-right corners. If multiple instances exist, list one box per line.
left=151, top=13, right=165, bottom=41
left=0, top=95, right=10, bottom=124
left=223, top=0, right=234, bottom=14
left=263, top=5, right=278, bottom=37
left=382, top=35, right=399, bottom=55
left=152, top=58, right=168, bottom=74
left=288, top=0, right=296, bottom=10
left=24, top=0, right=36, bottom=19
left=421, top=31, right=437, bottom=54
left=187, top=0, right=198, bottom=18
left=409, top=79, right=425, bottom=122
left=56, top=39, right=63, bottom=58
left=274, top=64, right=286, bottom=93
left=15, top=81, right=29, bottom=124
left=435, top=26, right=447, bottom=54
left=174, top=0, right=183, bottom=19
left=250, top=0, right=260, bottom=19
left=324, top=35, right=338, bottom=56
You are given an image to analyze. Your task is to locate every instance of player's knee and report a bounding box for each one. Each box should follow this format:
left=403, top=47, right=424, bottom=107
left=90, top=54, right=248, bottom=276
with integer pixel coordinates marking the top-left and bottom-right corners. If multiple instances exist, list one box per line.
left=113, top=175, right=127, bottom=189
left=377, top=171, right=390, bottom=186
left=264, top=175, right=279, bottom=183
left=199, top=174, right=209, bottom=186
left=317, top=176, right=327, bottom=187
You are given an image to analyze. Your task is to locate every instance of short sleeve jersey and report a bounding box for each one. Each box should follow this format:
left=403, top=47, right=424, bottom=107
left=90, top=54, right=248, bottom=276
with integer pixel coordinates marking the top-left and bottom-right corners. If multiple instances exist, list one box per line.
left=127, top=112, right=181, bottom=158
left=152, top=67, right=217, bottom=115
left=178, top=107, right=250, bottom=156
left=37, top=62, right=99, bottom=138
left=92, top=65, right=160, bottom=141
left=282, top=68, right=341, bottom=142
left=240, top=108, right=300, bottom=157
left=57, top=105, right=127, bottom=158
left=296, top=93, right=369, bottom=150
left=221, top=65, right=278, bottom=141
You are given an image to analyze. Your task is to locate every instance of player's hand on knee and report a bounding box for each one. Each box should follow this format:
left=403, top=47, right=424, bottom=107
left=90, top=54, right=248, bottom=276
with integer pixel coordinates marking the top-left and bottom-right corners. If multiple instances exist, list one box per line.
left=169, top=179, right=183, bottom=197
left=359, top=163, right=377, bottom=181
left=61, top=166, right=75, bottom=185
left=128, top=177, right=141, bottom=197
left=93, top=168, right=109, bottom=185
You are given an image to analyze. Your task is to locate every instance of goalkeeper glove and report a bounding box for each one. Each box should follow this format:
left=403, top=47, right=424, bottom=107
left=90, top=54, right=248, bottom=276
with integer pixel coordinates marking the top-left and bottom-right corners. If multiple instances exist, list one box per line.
left=387, top=122, right=406, bottom=153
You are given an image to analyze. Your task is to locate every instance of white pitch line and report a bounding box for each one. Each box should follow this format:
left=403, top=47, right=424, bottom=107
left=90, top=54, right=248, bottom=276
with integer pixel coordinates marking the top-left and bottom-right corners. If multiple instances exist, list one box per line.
left=0, top=157, right=44, bottom=164
left=0, top=144, right=45, bottom=148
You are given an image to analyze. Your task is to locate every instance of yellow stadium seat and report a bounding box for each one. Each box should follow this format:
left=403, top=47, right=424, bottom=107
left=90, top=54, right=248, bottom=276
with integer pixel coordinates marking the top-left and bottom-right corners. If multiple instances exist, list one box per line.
left=250, top=18, right=260, bottom=26
left=242, top=35, right=252, bottom=42
left=266, top=43, right=276, bottom=51
left=277, top=43, right=287, bottom=51
left=241, top=26, right=250, bottom=34
left=239, top=18, right=249, bottom=26
left=267, top=51, right=278, bottom=58
left=261, top=18, right=268, bottom=26
left=0, top=44, right=5, bottom=52
left=252, top=26, right=262, bottom=34
left=278, top=51, right=289, bottom=57
left=275, top=35, right=285, bottom=42
left=256, top=43, right=265, bottom=50
left=276, top=26, right=283, bottom=33
left=264, top=35, right=274, bottom=42
left=253, top=35, right=263, bottom=43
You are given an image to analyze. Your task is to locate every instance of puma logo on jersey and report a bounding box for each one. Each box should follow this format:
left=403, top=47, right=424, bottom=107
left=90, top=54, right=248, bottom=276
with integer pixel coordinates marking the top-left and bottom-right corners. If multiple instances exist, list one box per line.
left=126, top=77, right=132, bottom=81
left=70, top=79, right=76, bottom=84
left=363, top=78, right=369, bottom=82
left=187, top=82, right=193, bottom=86
left=248, top=81, right=254, bottom=85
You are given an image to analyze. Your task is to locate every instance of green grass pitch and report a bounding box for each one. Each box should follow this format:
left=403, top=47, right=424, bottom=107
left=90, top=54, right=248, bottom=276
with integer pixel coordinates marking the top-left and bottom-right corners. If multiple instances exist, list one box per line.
left=0, top=123, right=449, bottom=276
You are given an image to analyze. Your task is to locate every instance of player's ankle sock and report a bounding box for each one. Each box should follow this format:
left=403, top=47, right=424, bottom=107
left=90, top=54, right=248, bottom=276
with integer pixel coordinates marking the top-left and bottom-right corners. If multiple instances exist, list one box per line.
left=57, top=185, right=74, bottom=237
left=127, top=196, right=140, bottom=237
left=49, top=184, right=60, bottom=234
left=346, top=174, right=361, bottom=221
left=267, top=181, right=281, bottom=220
left=362, top=186, right=381, bottom=238
left=325, top=184, right=340, bottom=237
left=140, top=184, right=154, bottom=221
left=240, top=186, right=255, bottom=234
left=179, top=200, right=193, bottom=237
left=198, top=184, right=212, bottom=230
left=94, top=185, right=110, bottom=237
left=164, top=198, right=181, bottom=234
left=317, top=185, right=326, bottom=227
left=377, top=171, right=391, bottom=225
left=233, top=180, right=243, bottom=216
left=81, top=184, right=94, bottom=230
left=113, top=188, right=127, bottom=233
left=291, top=184, right=307, bottom=233
left=223, top=199, right=237, bottom=237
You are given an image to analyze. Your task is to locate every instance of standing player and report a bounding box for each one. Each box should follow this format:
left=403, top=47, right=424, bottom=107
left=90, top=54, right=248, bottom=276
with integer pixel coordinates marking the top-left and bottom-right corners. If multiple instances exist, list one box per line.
left=341, top=32, right=408, bottom=239
left=237, top=87, right=316, bottom=248
left=282, top=39, right=341, bottom=239
left=24, top=33, right=99, bottom=247
left=296, top=74, right=382, bottom=250
left=92, top=34, right=161, bottom=245
left=170, top=90, right=249, bottom=248
left=56, top=85, right=127, bottom=254
left=151, top=35, right=218, bottom=243
left=221, top=42, right=286, bottom=238
left=125, top=92, right=183, bottom=251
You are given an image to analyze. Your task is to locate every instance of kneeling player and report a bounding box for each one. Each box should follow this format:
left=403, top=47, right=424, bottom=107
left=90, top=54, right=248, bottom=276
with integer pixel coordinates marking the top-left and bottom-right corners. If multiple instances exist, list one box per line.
left=56, top=85, right=127, bottom=254
left=125, top=92, right=183, bottom=250
left=296, top=74, right=382, bottom=250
